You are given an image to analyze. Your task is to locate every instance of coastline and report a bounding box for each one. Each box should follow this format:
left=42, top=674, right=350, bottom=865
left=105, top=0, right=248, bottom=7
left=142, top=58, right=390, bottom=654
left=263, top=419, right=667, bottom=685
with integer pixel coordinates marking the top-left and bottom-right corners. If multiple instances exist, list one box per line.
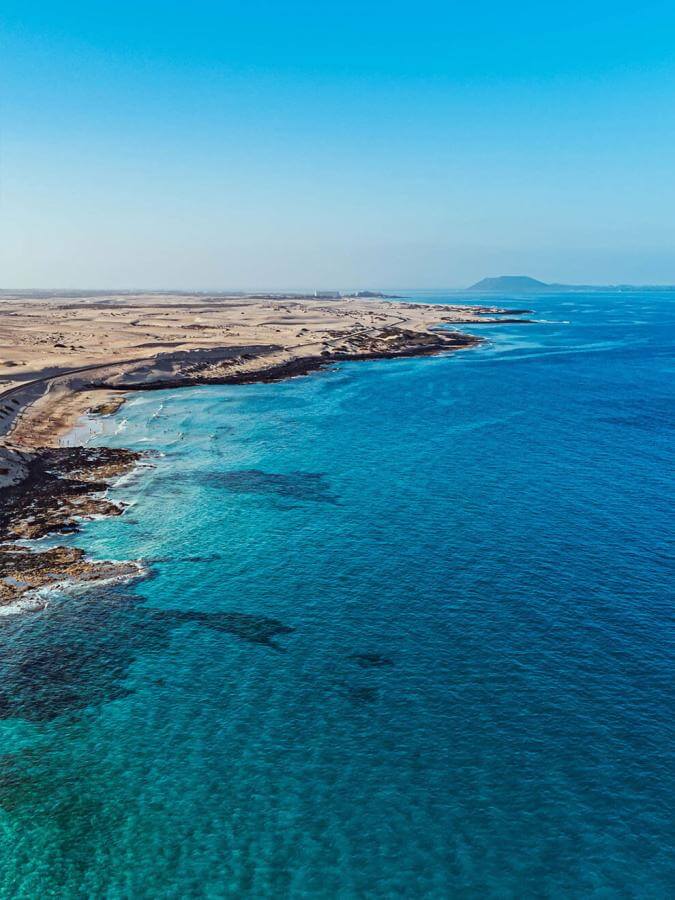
left=0, top=295, right=529, bottom=611
left=2, top=327, right=481, bottom=449
left=0, top=444, right=146, bottom=612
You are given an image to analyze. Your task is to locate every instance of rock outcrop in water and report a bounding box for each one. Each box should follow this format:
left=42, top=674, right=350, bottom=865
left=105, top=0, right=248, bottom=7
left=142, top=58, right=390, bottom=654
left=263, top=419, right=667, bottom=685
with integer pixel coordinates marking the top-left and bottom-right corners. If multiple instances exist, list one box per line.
left=0, top=446, right=143, bottom=609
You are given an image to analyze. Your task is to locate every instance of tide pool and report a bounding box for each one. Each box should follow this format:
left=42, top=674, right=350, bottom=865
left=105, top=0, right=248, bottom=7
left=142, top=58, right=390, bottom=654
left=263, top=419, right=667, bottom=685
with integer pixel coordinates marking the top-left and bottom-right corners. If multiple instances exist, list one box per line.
left=1, top=292, right=673, bottom=897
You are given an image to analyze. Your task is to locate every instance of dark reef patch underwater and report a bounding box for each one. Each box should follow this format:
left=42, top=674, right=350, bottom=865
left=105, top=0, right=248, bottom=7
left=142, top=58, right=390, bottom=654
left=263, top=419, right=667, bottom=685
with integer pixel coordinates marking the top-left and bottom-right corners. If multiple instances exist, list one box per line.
left=205, top=468, right=338, bottom=504
left=1, top=290, right=673, bottom=897
left=0, top=587, right=295, bottom=722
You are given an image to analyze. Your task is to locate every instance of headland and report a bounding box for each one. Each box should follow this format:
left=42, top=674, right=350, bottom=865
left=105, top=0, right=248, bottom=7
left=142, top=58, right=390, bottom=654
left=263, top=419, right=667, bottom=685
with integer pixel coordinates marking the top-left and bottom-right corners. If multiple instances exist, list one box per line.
left=0, top=291, right=530, bottom=610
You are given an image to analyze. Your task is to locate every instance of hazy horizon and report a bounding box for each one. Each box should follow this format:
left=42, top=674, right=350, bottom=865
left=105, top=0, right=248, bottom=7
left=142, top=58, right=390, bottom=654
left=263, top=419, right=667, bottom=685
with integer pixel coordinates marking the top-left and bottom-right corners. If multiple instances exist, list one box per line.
left=2, top=1, right=675, bottom=288
left=5, top=275, right=675, bottom=294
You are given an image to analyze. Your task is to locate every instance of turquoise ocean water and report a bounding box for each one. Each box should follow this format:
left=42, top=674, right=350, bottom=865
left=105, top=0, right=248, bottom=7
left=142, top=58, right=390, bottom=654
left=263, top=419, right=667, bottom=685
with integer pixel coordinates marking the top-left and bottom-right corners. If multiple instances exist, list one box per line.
left=1, top=291, right=673, bottom=897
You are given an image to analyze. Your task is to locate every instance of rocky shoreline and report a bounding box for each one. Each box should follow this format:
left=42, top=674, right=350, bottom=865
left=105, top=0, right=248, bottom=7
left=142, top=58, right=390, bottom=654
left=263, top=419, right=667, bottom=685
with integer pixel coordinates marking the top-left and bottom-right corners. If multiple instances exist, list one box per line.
left=94, top=326, right=480, bottom=392
left=0, top=446, right=144, bottom=610
left=0, top=319, right=509, bottom=612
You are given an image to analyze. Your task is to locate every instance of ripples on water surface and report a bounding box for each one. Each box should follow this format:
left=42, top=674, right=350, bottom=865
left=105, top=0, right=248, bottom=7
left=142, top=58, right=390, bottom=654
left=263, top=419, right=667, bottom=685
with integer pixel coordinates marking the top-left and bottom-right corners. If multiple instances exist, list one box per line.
left=1, top=292, right=673, bottom=896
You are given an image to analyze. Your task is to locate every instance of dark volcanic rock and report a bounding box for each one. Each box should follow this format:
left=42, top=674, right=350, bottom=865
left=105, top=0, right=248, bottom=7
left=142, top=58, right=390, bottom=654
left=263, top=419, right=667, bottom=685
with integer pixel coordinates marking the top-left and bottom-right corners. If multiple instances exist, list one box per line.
left=0, top=446, right=142, bottom=541
left=0, top=445, right=144, bottom=606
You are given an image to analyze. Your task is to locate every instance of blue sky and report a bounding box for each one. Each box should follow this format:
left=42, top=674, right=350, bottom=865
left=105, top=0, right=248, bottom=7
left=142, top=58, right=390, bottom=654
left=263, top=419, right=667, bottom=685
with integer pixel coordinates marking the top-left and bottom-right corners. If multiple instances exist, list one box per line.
left=2, top=0, right=675, bottom=288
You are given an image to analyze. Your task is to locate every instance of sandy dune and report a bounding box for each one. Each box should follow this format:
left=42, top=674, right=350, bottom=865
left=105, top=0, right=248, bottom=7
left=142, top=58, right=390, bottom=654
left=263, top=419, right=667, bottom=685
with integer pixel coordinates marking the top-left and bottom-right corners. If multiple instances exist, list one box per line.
left=0, top=291, right=519, bottom=454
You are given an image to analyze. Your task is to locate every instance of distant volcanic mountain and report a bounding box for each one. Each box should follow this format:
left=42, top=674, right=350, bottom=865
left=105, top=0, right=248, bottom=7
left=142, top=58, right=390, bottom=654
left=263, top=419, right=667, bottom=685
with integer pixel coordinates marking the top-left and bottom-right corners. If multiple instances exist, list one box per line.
left=467, top=275, right=551, bottom=292
left=466, top=275, right=675, bottom=292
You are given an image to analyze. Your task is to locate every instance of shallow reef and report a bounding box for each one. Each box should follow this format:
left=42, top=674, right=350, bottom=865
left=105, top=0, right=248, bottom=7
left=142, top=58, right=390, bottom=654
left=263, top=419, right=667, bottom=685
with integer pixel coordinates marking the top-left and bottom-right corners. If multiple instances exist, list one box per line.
left=0, top=586, right=295, bottom=723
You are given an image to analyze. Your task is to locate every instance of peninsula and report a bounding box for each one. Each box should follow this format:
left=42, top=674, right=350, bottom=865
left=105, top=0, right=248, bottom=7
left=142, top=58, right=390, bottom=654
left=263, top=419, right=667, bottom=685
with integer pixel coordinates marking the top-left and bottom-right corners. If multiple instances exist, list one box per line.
left=0, top=291, right=529, bottom=610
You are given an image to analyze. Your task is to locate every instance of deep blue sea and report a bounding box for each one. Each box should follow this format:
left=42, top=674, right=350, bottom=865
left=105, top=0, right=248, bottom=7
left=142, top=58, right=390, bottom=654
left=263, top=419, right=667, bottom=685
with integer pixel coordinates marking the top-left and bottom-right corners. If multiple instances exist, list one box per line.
left=1, top=291, right=673, bottom=897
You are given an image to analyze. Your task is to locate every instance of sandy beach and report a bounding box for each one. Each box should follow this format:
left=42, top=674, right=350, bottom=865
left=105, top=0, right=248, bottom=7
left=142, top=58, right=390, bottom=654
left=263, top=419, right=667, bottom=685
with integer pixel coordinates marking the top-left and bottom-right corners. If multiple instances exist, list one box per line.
left=0, top=291, right=526, bottom=452
left=0, top=290, right=529, bottom=609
